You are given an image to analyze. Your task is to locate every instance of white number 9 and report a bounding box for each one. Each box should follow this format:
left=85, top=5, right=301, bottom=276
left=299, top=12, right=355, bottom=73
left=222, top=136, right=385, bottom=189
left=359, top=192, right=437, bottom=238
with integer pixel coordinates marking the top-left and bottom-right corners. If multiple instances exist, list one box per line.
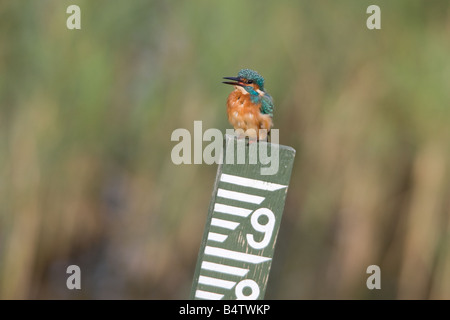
left=246, top=208, right=275, bottom=249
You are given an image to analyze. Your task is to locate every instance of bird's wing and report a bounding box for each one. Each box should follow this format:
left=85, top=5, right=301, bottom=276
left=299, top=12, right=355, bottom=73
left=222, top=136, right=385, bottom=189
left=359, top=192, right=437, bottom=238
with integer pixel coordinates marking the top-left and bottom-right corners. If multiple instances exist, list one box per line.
left=260, top=93, right=274, bottom=117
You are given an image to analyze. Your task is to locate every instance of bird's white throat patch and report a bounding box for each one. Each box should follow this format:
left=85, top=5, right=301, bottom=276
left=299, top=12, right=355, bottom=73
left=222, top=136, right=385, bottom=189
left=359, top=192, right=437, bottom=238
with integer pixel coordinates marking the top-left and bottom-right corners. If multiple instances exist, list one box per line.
left=235, top=86, right=265, bottom=96
left=235, top=86, right=249, bottom=95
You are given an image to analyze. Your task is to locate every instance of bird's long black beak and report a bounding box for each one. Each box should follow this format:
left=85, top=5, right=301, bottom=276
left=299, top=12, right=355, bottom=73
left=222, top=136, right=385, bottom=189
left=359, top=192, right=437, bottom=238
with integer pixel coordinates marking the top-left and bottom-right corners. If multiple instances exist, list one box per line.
left=222, top=76, right=244, bottom=87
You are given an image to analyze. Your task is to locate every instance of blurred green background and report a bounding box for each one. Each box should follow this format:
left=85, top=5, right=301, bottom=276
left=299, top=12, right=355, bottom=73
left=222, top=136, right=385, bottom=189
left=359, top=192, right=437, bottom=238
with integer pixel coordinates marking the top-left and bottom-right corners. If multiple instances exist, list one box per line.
left=1, top=0, right=450, bottom=299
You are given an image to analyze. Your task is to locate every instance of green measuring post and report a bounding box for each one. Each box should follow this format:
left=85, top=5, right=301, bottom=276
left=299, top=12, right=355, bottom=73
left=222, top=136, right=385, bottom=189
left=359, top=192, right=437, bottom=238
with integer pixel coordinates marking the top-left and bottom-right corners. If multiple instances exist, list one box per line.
left=190, top=134, right=296, bottom=300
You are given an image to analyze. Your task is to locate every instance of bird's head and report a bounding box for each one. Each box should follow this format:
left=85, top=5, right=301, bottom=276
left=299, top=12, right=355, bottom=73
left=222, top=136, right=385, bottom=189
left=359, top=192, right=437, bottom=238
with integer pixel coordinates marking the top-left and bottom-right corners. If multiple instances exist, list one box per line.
left=223, top=69, right=265, bottom=92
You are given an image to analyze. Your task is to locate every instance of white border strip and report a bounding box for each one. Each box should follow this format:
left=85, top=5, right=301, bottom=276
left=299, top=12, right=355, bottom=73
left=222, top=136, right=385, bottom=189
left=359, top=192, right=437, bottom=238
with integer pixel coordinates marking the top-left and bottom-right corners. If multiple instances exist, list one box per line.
left=214, top=203, right=252, bottom=217
left=217, top=188, right=265, bottom=204
left=207, top=232, right=228, bottom=243
left=220, top=173, right=287, bottom=191
left=210, top=218, right=239, bottom=230
left=195, top=290, right=224, bottom=300
left=198, top=275, right=236, bottom=289
left=201, top=261, right=249, bottom=277
left=205, top=246, right=271, bottom=264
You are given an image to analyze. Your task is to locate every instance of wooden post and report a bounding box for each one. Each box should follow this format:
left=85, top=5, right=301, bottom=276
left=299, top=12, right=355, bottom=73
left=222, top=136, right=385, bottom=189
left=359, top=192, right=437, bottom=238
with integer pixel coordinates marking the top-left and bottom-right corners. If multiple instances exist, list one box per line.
left=190, top=134, right=296, bottom=300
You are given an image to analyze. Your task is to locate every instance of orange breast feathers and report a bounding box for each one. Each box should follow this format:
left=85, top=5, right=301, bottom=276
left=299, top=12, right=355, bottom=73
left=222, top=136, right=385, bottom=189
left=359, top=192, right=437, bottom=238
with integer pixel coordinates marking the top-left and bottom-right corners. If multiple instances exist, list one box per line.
left=226, top=89, right=273, bottom=138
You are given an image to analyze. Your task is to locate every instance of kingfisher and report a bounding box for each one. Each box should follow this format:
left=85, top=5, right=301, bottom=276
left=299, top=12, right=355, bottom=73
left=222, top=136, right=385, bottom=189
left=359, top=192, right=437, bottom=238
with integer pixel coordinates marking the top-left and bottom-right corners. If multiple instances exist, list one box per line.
left=223, top=69, right=274, bottom=141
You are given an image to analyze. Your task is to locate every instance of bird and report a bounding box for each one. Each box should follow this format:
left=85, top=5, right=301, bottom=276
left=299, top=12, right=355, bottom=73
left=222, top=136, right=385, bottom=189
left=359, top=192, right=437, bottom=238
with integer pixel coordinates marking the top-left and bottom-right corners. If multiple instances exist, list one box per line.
left=222, top=69, right=274, bottom=141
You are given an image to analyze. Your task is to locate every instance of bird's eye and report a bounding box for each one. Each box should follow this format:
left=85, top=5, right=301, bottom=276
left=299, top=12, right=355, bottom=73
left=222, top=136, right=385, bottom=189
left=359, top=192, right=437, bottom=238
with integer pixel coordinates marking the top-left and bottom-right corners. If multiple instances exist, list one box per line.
left=247, top=80, right=253, bottom=84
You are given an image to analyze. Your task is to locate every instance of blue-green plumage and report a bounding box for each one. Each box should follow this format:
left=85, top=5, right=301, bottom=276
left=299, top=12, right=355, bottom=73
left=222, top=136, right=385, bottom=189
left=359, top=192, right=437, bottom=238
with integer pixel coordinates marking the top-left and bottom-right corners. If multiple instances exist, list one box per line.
left=237, top=69, right=273, bottom=117
left=260, top=93, right=274, bottom=116
left=244, top=85, right=274, bottom=117
left=238, top=69, right=265, bottom=91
